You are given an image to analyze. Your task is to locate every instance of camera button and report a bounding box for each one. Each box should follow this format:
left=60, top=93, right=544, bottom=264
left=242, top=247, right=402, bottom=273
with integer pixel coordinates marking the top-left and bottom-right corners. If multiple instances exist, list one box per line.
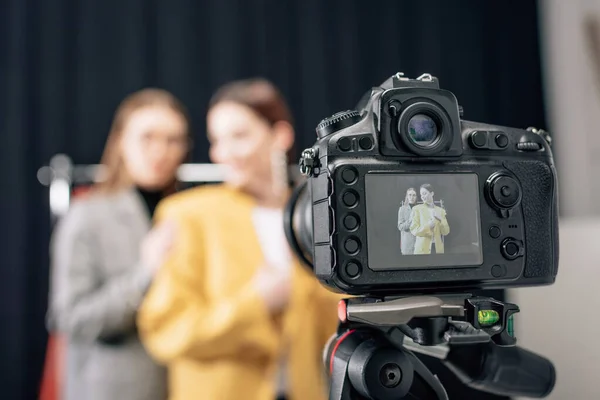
left=341, top=168, right=358, bottom=184
left=491, top=264, right=506, bottom=278
left=343, top=214, right=360, bottom=231
left=505, top=243, right=519, bottom=256
left=489, top=225, right=502, bottom=239
left=486, top=173, right=522, bottom=211
left=501, top=238, right=524, bottom=260
left=344, top=238, right=360, bottom=254
left=495, top=134, right=509, bottom=148
left=345, top=261, right=362, bottom=278
left=337, top=137, right=352, bottom=151
left=342, top=190, right=359, bottom=207
left=494, top=180, right=520, bottom=207
left=470, top=131, right=488, bottom=148
left=359, top=136, right=373, bottom=150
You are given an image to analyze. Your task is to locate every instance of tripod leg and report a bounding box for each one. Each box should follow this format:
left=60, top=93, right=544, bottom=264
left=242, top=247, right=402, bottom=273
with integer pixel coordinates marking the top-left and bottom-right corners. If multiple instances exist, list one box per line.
left=405, top=351, right=449, bottom=400
left=327, top=329, right=368, bottom=400
left=329, top=355, right=362, bottom=400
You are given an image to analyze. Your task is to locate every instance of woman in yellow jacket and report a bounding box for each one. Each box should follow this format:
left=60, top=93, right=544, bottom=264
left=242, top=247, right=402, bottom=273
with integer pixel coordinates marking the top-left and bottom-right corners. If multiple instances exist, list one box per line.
left=410, top=183, right=450, bottom=254
left=137, top=78, right=341, bottom=400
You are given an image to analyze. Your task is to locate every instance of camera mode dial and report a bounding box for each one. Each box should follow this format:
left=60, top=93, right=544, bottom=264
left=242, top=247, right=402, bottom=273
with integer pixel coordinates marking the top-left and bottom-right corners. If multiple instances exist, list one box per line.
left=316, top=110, right=361, bottom=139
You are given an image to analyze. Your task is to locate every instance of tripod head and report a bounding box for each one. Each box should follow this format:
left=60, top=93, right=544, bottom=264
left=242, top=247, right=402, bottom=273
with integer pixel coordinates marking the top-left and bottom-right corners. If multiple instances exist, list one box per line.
left=324, top=294, right=555, bottom=400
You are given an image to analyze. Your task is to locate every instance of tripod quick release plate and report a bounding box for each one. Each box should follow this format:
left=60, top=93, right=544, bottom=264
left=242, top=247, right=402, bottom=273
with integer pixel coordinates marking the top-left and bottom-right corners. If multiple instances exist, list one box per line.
left=340, top=294, right=519, bottom=346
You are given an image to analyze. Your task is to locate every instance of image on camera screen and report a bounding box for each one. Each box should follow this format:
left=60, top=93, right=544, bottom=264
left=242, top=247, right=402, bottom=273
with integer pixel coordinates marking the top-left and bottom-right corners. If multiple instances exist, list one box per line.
left=364, top=173, right=483, bottom=270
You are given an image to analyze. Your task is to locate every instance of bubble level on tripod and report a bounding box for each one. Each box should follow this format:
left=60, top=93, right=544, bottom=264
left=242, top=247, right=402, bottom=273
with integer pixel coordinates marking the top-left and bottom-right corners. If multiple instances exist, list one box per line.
left=477, top=310, right=500, bottom=327
left=507, top=315, right=514, bottom=337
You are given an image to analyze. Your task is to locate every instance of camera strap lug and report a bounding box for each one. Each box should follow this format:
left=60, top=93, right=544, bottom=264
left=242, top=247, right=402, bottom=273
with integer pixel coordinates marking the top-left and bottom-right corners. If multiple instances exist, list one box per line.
left=299, top=148, right=319, bottom=177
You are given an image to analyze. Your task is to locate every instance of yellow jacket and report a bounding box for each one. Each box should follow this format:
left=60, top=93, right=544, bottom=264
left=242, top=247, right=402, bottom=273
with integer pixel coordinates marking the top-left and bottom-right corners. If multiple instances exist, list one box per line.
left=137, top=185, right=341, bottom=400
left=409, top=204, right=450, bottom=254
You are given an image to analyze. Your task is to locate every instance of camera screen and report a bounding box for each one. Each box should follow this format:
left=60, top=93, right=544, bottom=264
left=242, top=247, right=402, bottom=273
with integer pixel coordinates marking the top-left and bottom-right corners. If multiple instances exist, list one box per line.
left=364, top=173, right=483, bottom=270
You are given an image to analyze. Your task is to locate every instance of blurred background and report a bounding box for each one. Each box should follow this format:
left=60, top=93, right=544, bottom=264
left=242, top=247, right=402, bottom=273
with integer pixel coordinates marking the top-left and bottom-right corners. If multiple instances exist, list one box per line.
left=0, top=0, right=598, bottom=399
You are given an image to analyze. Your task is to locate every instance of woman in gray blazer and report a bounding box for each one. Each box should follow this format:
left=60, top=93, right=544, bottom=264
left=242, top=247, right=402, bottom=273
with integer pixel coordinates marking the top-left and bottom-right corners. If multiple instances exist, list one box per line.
left=397, top=187, right=418, bottom=255
left=47, top=88, right=191, bottom=400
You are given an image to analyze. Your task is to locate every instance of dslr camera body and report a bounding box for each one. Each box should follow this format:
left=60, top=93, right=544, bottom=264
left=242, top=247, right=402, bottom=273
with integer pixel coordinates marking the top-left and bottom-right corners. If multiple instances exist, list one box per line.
left=297, top=72, right=558, bottom=297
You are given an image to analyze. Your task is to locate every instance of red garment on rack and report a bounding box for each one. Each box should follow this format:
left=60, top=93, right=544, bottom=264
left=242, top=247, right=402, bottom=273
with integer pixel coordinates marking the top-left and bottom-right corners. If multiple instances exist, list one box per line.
left=39, top=185, right=92, bottom=400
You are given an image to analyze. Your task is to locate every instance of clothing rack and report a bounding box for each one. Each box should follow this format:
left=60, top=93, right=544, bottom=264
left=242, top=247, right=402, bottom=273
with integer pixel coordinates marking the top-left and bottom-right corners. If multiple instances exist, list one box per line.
left=37, top=154, right=301, bottom=221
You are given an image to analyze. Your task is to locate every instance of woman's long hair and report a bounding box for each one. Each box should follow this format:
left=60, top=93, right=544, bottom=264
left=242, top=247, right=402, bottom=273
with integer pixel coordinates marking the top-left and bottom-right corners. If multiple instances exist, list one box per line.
left=93, top=88, right=191, bottom=194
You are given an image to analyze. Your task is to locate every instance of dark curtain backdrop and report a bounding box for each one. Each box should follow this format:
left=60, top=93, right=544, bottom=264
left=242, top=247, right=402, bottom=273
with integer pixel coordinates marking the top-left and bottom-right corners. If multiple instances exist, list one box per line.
left=0, top=0, right=545, bottom=399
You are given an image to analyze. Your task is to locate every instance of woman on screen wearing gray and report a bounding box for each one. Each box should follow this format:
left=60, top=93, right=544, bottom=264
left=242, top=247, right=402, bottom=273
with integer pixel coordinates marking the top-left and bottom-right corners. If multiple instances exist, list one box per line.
left=397, top=187, right=418, bottom=254
left=410, top=183, right=450, bottom=254
left=47, top=89, right=191, bottom=400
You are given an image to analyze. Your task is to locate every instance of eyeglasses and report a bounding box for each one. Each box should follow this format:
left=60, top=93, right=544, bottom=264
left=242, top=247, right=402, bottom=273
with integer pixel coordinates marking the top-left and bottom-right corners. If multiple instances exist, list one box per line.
left=139, top=132, right=191, bottom=151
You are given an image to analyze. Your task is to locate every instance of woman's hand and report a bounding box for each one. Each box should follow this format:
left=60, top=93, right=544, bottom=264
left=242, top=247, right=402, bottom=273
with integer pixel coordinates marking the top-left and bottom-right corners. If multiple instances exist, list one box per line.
left=140, top=220, right=177, bottom=275
left=429, top=217, right=436, bottom=230
left=252, top=263, right=292, bottom=314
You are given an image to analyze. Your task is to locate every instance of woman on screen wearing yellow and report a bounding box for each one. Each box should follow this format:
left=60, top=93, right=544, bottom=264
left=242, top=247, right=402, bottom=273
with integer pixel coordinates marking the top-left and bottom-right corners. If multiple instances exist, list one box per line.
left=137, top=78, right=340, bottom=400
left=410, top=183, right=450, bottom=254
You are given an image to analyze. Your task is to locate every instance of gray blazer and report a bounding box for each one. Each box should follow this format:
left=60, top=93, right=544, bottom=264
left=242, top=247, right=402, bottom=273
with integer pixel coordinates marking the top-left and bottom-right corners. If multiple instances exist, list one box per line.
left=397, top=204, right=416, bottom=255
left=48, top=188, right=167, bottom=400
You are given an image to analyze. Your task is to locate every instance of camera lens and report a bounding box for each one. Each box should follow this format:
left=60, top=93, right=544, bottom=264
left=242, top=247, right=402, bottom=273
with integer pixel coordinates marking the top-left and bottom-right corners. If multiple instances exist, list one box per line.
left=283, top=180, right=314, bottom=269
left=407, top=113, right=438, bottom=148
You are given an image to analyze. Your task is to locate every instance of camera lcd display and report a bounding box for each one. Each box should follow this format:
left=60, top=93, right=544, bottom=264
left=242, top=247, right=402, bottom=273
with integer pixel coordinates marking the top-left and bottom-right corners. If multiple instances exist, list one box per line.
left=364, top=173, right=483, bottom=270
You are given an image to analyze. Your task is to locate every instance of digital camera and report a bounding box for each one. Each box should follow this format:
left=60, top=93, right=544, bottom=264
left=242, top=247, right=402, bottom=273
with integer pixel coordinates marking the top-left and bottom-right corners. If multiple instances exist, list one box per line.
left=284, top=72, right=559, bottom=296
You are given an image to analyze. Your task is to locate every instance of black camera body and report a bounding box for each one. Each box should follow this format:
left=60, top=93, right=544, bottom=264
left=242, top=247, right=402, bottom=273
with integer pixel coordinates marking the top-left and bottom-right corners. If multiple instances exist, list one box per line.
left=298, top=73, right=559, bottom=296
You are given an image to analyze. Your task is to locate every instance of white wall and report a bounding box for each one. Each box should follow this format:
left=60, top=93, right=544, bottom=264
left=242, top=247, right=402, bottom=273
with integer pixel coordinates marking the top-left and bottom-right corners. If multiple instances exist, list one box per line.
left=508, top=2, right=600, bottom=398
left=510, top=218, right=600, bottom=399
left=538, top=0, right=600, bottom=218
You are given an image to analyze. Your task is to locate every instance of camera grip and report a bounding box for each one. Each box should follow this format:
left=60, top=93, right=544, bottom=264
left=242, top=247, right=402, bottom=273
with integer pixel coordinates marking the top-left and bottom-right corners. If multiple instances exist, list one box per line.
left=503, top=160, right=559, bottom=279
